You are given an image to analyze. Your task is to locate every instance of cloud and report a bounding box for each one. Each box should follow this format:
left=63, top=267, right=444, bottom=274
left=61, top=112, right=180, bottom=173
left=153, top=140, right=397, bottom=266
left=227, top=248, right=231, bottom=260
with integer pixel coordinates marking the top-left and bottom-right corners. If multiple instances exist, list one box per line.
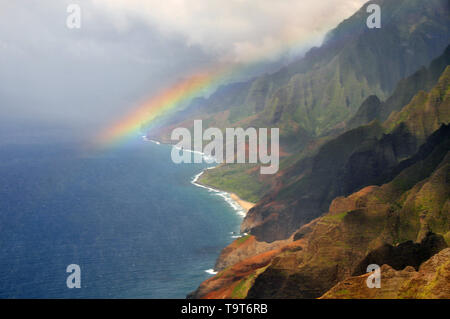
left=0, top=0, right=367, bottom=143
left=0, top=0, right=214, bottom=128
left=93, top=0, right=367, bottom=62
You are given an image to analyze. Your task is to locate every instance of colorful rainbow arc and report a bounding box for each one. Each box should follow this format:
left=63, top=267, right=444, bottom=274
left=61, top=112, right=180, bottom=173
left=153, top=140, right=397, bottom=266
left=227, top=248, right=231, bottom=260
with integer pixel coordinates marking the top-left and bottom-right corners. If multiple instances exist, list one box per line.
left=94, top=19, right=355, bottom=149
left=95, top=65, right=231, bottom=148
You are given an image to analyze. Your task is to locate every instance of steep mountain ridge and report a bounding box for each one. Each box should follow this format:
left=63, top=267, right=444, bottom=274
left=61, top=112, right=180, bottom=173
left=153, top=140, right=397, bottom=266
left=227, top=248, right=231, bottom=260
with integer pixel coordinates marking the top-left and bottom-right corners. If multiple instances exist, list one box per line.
left=159, top=0, right=450, bottom=207
left=191, top=122, right=450, bottom=298
left=149, top=0, right=450, bottom=148
left=320, top=248, right=450, bottom=299
left=243, top=66, right=450, bottom=242
left=177, top=0, right=450, bottom=299
left=348, top=45, right=450, bottom=129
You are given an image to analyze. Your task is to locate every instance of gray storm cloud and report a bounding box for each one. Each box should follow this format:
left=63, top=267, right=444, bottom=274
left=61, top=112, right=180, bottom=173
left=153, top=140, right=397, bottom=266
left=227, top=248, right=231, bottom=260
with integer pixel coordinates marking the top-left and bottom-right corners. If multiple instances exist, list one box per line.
left=0, top=0, right=366, bottom=142
left=95, top=0, right=366, bottom=62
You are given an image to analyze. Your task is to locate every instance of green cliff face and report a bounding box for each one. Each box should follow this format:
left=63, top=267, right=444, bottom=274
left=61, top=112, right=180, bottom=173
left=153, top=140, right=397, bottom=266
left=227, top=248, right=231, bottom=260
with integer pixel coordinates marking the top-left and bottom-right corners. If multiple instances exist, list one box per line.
left=191, top=124, right=449, bottom=299
left=347, top=45, right=450, bottom=129
left=247, top=124, right=450, bottom=298
left=242, top=66, right=450, bottom=242
left=240, top=0, right=449, bottom=140
left=154, top=0, right=450, bottom=204
left=189, top=65, right=450, bottom=300
left=151, top=0, right=449, bottom=143
left=321, top=248, right=450, bottom=299
left=173, top=0, right=450, bottom=299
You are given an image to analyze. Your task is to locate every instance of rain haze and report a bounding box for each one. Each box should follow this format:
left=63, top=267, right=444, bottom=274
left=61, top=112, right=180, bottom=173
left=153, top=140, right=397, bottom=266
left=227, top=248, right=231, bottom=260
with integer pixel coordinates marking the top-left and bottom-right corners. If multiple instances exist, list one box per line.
left=0, top=0, right=366, bottom=144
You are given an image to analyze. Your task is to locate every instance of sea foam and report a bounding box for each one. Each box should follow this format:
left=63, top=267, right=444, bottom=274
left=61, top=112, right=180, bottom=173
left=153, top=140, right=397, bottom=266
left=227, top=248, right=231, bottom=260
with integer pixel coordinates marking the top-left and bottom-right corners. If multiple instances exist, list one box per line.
left=191, top=170, right=246, bottom=217
left=205, top=269, right=218, bottom=275
left=143, top=138, right=246, bottom=217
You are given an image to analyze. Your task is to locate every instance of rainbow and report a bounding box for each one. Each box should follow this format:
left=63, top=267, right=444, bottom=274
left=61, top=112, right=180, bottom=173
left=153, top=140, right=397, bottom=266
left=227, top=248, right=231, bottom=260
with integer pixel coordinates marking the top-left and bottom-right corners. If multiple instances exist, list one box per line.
left=95, top=65, right=232, bottom=148
left=94, top=15, right=357, bottom=149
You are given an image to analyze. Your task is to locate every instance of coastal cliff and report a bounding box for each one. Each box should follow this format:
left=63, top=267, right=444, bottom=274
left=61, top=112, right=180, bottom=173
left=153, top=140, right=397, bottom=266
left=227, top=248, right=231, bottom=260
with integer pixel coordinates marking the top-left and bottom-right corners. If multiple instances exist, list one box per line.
left=147, top=0, right=450, bottom=299
left=191, top=123, right=449, bottom=298
left=188, top=64, right=450, bottom=299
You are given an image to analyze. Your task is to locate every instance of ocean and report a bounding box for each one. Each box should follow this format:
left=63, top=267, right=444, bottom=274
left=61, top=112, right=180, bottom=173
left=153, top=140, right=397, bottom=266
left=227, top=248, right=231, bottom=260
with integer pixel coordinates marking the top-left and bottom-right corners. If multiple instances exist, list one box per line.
left=0, top=137, right=243, bottom=298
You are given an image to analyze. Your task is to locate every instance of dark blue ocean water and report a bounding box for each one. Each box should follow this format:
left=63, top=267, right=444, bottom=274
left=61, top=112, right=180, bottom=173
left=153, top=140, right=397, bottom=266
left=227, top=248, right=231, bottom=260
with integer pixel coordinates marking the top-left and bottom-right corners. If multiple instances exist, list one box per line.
left=0, top=138, right=242, bottom=298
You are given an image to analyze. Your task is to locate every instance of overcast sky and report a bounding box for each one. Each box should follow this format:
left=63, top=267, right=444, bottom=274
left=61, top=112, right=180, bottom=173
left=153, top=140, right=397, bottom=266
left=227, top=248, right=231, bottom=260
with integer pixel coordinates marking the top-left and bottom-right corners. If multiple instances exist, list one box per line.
left=0, top=0, right=366, bottom=143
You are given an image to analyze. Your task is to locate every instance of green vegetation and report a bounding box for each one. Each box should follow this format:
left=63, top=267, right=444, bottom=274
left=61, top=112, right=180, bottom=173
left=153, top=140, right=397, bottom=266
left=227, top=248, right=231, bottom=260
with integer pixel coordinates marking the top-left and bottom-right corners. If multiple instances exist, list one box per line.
left=231, top=273, right=256, bottom=299
left=444, top=232, right=450, bottom=246
left=235, top=234, right=251, bottom=246
left=323, top=211, right=349, bottom=223
left=188, top=0, right=450, bottom=300
left=198, top=164, right=269, bottom=203
left=151, top=0, right=448, bottom=149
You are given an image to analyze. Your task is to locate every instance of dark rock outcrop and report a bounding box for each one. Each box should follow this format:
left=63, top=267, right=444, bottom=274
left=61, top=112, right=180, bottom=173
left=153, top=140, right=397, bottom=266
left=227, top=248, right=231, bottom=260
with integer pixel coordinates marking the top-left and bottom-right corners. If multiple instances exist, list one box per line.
left=321, top=248, right=450, bottom=299
left=353, top=232, right=447, bottom=276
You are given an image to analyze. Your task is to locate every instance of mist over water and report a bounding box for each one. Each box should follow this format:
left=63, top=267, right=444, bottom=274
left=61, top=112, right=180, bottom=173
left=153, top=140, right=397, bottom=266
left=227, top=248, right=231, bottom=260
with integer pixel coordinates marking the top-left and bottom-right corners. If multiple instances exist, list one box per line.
left=0, top=137, right=242, bottom=298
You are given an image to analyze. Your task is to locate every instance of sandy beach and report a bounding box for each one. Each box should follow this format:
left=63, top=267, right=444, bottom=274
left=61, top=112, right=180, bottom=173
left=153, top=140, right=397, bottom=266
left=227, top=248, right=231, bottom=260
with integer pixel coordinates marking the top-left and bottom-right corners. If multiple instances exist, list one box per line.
left=190, top=169, right=256, bottom=215
left=144, top=138, right=257, bottom=215
left=230, top=193, right=255, bottom=213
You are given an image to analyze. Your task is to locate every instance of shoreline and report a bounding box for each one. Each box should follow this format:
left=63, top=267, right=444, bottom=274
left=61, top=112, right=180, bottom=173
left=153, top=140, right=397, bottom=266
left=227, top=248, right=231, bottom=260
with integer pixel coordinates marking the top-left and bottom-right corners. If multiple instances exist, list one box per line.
left=191, top=169, right=255, bottom=217
left=144, top=135, right=256, bottom=216
left=144, top=135, right=255, bottom=276
left=229, top=193, right=255, bottom=213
